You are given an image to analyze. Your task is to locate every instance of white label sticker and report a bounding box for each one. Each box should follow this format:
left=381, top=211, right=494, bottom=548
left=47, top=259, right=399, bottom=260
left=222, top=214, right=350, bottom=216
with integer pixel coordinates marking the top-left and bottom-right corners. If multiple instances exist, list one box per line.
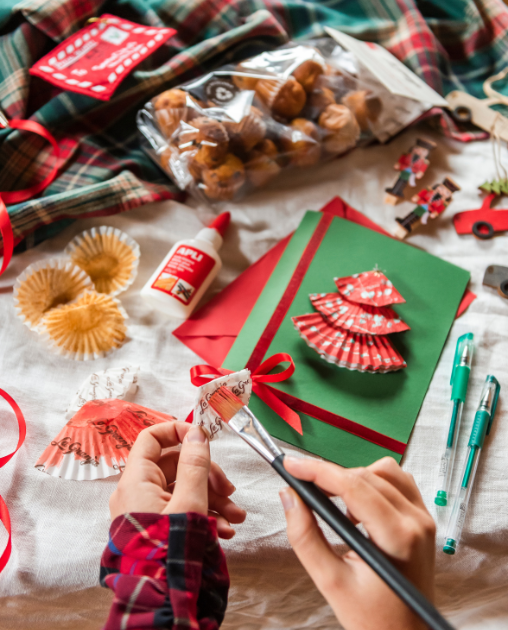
left=325, top=27, right=448, bottom=107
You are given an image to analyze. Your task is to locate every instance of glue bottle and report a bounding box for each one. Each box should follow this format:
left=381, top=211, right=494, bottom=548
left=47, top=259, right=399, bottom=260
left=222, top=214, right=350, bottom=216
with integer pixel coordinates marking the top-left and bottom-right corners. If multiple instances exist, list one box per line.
left=141, top=212, right=230, bottom=318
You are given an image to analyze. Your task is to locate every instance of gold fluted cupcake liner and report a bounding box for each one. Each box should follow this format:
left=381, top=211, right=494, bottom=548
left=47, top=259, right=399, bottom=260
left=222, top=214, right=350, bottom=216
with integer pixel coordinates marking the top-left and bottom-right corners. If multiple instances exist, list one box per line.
left=13, top=258, right=94, bottom=331
left=65, top=226, right=140, bottom=296
left=39, top=291, right=128, bottom=361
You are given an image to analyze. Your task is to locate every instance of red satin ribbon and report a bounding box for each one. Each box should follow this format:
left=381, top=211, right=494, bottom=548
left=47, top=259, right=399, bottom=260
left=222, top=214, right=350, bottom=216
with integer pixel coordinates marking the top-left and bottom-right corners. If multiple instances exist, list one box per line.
left=0, top=116, right=60, bottom=276
left=189, top=352, right=303, bottom=434
left=0, top=388, right=26, bottom=573
left=246, top=213, right=333, bottom=372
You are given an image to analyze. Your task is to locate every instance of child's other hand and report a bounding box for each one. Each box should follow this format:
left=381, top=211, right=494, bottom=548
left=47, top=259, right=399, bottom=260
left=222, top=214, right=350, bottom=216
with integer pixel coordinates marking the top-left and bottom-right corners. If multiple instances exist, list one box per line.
left=280, top=456, right=436, bottom=630
left=109, top=422, right=246, bottom=539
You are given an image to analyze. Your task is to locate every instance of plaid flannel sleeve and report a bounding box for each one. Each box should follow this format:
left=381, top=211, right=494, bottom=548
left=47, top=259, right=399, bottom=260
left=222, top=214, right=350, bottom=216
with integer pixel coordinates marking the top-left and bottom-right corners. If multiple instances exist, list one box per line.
left=100, top=512, right=230, bottom=630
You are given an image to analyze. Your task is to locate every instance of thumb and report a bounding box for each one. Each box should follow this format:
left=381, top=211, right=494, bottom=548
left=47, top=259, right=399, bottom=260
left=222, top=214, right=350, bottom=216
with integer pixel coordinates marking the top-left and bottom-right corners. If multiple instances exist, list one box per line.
left=165, top=426, right=210, bottom=516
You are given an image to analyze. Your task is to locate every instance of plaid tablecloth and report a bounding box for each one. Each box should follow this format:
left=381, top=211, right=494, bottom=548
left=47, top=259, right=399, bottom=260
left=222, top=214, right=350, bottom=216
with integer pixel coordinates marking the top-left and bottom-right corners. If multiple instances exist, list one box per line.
left=1, top=0, right=508, bottom=256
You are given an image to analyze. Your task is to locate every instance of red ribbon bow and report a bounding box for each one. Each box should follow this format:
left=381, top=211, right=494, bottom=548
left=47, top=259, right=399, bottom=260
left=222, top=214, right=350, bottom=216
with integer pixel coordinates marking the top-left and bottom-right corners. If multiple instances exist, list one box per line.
left=0, top=110, right=61, bottom=276
left=189, top=352, right=302, bottom=434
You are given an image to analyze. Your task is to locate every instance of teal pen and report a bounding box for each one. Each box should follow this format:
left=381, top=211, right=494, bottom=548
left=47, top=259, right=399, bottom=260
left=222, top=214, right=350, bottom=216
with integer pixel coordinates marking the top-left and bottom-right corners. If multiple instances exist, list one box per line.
left=435, top=333, right=474, bottom=507
left=443, top=375, right=500, bottom=555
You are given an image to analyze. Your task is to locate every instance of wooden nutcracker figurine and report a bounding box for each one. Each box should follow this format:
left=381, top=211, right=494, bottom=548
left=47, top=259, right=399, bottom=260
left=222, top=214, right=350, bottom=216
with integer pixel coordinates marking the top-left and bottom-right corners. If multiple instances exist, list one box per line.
left=393, top=177, right=460, bottom=239
left=385, top=138, right=436, bottom=205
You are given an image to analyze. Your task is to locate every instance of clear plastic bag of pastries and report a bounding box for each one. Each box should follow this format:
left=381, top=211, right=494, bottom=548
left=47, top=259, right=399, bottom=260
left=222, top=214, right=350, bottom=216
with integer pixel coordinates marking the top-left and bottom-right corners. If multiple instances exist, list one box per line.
left=137, top=38, right=406, bottom=205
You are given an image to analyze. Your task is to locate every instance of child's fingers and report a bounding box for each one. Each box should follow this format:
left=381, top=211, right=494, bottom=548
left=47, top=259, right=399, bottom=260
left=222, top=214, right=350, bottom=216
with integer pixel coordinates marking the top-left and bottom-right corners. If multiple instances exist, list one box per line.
left=283, top=457, right=409, bottom=559
left=368, top=457, right=427, bottom=509
left=208, top=490, right=247, bottom=524
left=209, top=461, right=236, bottom=497
left=157, top=451, right=180, bottom=487
left=280, top=488, right=348, bottom=598
left=347, top=468, right=422, bottom=519
left=129, top=421, right=190, bottom=466
left=212, top=512, right=236, bottom=539
left=158, top=452, right=237, bottom=500
left=164, top=426, right=210, bottom=516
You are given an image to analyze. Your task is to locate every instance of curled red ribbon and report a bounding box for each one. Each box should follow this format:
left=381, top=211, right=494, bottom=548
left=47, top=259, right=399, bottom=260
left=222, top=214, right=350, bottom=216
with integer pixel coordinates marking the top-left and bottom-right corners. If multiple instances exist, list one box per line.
left=189, top=352, right=303, bottom=435
left=0, top=388, right=26, bottom=573
left=0, top=113, right=61, bottom=276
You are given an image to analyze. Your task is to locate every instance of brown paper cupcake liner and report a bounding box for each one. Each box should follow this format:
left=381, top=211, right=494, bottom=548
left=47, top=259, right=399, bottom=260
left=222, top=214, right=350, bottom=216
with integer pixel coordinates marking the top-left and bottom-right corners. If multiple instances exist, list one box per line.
left=201, top=178, right=245, bottom=201
left=65, top=226, right=140, bottom=296
left=13, top=258, right=94, bottom=332
left=224, top=110, right=266, bottom=152
left=40, top=291, right=128, bottom=361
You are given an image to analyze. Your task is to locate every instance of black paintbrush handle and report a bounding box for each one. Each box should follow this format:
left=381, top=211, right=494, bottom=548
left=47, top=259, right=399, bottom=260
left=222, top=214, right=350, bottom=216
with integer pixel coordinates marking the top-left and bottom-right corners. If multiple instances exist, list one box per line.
left=272, top=454, right=454, bottom=630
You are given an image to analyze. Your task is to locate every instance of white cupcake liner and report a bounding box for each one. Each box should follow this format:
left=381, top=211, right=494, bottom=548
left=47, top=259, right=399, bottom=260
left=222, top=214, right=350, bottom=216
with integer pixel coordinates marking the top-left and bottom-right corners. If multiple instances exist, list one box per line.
left=13, top=258, right=94, bottom=332
left=65, top=226, right=140, bottom=297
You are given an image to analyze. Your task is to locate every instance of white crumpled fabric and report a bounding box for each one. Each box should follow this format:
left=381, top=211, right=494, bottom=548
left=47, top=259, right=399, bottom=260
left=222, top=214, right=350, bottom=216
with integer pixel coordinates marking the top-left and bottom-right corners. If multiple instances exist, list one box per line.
left=193, top=369, right=252, bottom=439
left=65, top=365, right=139, bottom=419
left=0, top=126, right=507, bottom=630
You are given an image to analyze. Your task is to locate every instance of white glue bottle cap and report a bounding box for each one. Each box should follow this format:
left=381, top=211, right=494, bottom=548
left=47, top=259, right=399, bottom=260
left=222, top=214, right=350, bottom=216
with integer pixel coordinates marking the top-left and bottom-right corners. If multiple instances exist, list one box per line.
left=196, top=212, right=230, bottom=250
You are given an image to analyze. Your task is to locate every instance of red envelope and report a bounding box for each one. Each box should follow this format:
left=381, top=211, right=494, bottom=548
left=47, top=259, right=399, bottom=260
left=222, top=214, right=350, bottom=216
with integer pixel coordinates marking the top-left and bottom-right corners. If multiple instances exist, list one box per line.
left=173, top=197, right=475, bottom=364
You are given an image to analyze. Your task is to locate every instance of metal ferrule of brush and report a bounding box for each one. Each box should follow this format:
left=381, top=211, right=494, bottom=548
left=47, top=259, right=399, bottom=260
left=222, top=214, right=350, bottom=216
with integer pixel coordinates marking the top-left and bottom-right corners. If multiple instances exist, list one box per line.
left=228, top=407, right=283, bottom=463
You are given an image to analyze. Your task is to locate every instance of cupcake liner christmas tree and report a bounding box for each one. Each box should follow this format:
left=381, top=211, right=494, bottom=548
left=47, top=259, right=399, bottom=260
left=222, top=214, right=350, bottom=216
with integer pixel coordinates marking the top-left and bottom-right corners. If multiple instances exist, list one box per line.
left=292, top=270, right=409, bottom=373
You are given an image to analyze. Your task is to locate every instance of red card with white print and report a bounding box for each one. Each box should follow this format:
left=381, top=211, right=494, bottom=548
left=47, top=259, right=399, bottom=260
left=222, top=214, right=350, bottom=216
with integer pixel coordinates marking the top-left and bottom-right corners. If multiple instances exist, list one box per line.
left=30, top=14, right=175, bottom=101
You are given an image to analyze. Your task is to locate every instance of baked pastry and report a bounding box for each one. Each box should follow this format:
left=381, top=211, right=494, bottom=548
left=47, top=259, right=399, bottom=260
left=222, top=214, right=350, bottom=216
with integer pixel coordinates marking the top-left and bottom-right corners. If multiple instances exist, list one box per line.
left=188, top=148, right=211, bottom=179
left=224, top=106, right=266, bottom=152
left=342, top=90, right=382, bottom=131
left=254, top=138, right=279, bottom=158
left=255, top=77, right=306, bottom=119
left=280, top=118, right=320, bottom=167
left=65, top=227, right=140, bottom=296
left=192, top=117, right=229, bottom=165
left=153, top=89, right=202, bottom=138
left=318, top=104, right=360, bottom=155
left=40, top=291, right=128, bottom=360
left=232, top=65, right=263, bottom=91
left=202, top=154, right=246, bottom=200
left=14, top=259, right=93, bottom=331
left=308, top=86, right=336, bottom=111
left=319, top=104, right=358, bottom=133
left=292, top=60, right=324, bottom=93
left=153, top=88, right=187, bottom=111
left=172, top=122, right=199, bottom=153
left=245, top=151, right=281, bottom=187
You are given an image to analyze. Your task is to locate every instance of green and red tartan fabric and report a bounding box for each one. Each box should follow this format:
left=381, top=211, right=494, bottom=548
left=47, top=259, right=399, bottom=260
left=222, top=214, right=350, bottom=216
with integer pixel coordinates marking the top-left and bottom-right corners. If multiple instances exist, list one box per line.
left=1, top=0, right=508, bottom=255
left=100, top=512, right=229, bottom=630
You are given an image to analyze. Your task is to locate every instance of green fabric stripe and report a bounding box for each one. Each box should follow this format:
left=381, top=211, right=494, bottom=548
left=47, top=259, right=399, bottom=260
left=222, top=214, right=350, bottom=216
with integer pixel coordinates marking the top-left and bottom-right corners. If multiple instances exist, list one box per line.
left=0, top=0, right=507, bottom=252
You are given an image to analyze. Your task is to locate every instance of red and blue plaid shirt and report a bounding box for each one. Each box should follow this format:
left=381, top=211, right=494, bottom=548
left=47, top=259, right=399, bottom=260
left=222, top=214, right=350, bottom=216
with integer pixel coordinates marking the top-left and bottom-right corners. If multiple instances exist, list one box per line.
left=100, top=512, right=229, bottom=630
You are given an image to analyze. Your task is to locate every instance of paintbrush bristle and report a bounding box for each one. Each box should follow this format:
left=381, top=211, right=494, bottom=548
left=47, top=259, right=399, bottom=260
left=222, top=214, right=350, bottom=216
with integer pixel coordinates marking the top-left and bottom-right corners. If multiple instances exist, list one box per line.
left=208, top=386, right=245, bottom=422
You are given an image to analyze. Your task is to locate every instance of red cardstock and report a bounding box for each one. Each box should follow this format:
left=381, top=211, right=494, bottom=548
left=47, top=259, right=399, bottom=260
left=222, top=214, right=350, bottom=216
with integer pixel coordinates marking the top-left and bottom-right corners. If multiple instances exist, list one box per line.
left=30, top=15, right=176, bottom=101
left=173, top=197, right=476, bottom=365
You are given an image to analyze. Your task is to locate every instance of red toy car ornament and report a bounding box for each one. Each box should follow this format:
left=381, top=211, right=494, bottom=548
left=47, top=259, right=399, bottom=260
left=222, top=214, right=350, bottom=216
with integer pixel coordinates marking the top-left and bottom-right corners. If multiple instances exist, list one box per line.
left=453, top=192, right=508, bottom=239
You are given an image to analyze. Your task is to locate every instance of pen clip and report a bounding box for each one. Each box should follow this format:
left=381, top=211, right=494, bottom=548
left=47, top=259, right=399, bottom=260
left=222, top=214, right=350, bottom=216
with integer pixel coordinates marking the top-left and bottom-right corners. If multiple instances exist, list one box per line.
left=450, top=332, right=474, bottom=386
left=486, top=375, right=500, bottom=435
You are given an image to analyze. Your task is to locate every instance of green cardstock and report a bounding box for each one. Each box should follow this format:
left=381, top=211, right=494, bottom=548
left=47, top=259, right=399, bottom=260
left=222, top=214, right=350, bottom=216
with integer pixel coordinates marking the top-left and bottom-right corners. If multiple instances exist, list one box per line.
left=223, top=211, right=470, bottom=467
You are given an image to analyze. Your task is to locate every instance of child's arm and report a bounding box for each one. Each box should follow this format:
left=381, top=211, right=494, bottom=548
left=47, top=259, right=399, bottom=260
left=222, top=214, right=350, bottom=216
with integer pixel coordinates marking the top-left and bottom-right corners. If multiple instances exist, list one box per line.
left=100, top=423, right=246, bottom=630
left=279, top=456, right=436, bottom=630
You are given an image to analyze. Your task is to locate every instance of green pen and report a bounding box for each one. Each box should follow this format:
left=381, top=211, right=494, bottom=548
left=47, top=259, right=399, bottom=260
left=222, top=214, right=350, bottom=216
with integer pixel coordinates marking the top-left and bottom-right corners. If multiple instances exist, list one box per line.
left=443, top=375, right=500, bottom=555
left=435, top=333, right=474, bottom=507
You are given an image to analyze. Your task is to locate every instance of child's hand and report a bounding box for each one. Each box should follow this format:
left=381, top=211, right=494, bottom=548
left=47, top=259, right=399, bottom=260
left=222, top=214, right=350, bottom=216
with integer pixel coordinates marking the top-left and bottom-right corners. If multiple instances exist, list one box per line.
left=280, top=456, right=436, bottom=630
left=109, top=422, right=246, bottom=539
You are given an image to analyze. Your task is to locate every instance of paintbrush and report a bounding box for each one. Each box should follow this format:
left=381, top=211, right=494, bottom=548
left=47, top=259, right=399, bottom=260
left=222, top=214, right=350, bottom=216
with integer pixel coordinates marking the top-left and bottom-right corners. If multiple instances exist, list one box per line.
left=208, top=386, right=454, bottom=630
